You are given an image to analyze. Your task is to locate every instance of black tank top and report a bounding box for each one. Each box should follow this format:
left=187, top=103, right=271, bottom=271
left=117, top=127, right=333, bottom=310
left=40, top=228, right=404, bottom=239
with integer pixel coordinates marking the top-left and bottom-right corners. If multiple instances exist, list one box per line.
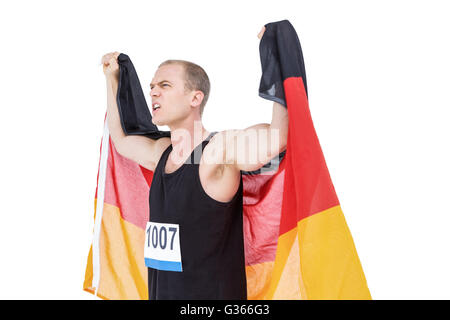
left=147, top=132, right=247, bottom=300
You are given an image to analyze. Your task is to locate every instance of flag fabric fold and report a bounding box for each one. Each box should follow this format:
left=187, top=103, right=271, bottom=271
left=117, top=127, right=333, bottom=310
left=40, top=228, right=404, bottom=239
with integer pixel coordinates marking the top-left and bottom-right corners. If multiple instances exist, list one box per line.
left=84, top=19, right=371, bottom=300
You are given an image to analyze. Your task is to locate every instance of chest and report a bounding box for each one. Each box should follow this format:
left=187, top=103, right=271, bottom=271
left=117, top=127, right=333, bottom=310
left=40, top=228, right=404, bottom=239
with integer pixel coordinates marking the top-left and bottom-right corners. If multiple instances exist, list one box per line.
left=155, top=147, right=240, bottom=207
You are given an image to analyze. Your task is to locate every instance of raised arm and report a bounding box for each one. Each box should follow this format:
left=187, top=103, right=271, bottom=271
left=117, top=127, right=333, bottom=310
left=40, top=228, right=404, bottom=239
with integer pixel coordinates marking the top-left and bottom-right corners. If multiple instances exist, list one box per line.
left=206, top=101, right=287, bottom=170
left=102, top=52, right=170, bottom=171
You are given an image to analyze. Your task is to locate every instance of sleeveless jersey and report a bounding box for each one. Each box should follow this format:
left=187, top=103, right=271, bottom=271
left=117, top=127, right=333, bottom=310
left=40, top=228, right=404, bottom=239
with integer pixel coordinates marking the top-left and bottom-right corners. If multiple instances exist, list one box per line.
left=147, top=132, right=247, bottom=300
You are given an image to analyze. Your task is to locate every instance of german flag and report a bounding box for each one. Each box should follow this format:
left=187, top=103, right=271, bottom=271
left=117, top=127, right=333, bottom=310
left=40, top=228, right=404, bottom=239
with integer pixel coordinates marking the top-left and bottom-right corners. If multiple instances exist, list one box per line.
left=84, top=19, right=371, bottom=300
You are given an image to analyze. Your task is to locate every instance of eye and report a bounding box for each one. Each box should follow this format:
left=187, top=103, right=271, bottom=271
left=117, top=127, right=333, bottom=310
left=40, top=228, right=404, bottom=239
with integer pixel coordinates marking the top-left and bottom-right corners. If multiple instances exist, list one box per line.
left=162, top=83, right=169, bottom=87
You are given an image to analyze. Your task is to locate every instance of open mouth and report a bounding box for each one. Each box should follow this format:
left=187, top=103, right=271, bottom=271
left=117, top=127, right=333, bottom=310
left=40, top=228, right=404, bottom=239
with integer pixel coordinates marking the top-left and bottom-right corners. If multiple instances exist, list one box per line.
left=152, top=103, right=161, bottom=113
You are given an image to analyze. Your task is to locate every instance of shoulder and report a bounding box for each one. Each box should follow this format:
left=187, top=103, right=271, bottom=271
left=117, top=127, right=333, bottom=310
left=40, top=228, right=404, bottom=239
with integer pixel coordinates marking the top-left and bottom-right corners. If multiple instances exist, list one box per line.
left=140, top=137, right=171, bottom=171
left=154, top=137, right=171, bottom=162
left=155, top=136, right=171, bottom=152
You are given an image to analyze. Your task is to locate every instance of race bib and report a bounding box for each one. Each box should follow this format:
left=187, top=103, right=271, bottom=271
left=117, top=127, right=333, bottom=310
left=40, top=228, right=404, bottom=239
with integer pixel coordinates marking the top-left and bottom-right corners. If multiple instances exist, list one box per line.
left=144, top=222, right=183, bottom=272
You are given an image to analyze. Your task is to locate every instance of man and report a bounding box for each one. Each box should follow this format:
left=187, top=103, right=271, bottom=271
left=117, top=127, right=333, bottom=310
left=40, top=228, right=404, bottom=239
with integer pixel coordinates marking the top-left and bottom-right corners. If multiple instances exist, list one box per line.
left=101, top=26, right=288, bottom=299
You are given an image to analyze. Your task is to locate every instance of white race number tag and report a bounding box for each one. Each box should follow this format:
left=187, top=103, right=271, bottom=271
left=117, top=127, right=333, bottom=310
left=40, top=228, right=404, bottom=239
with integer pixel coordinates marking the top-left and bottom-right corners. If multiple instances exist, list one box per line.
left=144, top=222, right=182, bottom=272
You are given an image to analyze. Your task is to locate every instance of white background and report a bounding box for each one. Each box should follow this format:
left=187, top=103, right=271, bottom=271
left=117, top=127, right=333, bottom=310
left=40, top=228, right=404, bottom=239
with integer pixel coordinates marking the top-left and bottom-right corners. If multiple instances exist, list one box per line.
left=0, top=0, right=449, bottom=299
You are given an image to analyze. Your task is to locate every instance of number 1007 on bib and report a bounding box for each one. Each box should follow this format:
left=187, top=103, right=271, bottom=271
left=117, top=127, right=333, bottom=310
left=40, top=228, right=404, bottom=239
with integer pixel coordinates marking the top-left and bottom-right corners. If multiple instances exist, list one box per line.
left=144, top=222, right=183, bottom=272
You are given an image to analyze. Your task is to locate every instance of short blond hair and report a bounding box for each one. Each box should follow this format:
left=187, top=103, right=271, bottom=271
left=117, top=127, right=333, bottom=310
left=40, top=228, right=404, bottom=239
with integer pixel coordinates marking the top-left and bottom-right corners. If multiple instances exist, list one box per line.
left=158, top=59, right=210, bottom=117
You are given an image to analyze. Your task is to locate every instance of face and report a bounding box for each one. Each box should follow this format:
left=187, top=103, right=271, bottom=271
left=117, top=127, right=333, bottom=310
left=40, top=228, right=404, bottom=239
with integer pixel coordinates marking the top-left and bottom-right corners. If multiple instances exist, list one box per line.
left=150, top=64, right=198, bottom=126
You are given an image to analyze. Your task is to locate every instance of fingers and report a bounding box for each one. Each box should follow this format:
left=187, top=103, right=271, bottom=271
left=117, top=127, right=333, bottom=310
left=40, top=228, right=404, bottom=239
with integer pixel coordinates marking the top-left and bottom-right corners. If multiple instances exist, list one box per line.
left=107, top=56, right=118, bottom=68
left=101, top=52, right=119, bottom=76
left=257, top=26, right=266, bottom=39
left=101, top=52, right=120, bottom=66
left=101, top=53, right=111, bottom=65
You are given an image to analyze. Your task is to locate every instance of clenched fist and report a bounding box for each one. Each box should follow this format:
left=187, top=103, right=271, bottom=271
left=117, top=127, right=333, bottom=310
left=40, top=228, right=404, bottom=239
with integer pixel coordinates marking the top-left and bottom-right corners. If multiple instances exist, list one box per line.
left=102, top=51, right=120, bottom=80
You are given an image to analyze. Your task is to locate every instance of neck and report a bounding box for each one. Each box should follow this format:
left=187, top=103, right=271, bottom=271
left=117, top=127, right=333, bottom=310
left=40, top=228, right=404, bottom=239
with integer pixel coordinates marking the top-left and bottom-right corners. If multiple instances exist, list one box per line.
left=168, top=116, right=210, bottom=166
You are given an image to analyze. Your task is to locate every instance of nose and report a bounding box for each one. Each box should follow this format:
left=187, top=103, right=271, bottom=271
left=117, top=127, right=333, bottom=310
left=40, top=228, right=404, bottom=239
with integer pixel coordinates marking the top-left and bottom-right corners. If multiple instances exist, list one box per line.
left=150, top=87, right=160, bottom=98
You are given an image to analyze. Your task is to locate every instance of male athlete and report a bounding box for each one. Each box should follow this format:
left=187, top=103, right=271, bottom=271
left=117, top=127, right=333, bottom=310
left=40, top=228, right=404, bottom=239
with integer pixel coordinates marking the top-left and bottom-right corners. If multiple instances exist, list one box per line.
left=101, top=26, right=288, bottom=299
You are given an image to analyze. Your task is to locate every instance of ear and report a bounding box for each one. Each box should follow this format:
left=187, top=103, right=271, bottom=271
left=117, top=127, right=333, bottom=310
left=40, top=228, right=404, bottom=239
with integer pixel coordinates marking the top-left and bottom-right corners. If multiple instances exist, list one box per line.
left=190, top=90, right=205, bottom=108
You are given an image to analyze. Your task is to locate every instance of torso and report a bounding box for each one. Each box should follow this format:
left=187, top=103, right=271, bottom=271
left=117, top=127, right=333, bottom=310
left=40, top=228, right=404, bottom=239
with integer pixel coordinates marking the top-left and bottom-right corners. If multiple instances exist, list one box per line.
left=147, top=132, right=247, bottom=300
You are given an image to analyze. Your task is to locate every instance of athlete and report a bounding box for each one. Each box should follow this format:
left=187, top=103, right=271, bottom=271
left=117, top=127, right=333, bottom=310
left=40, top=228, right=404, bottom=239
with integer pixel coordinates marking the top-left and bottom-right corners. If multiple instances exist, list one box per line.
left=101, top=26, right=288, bottom=299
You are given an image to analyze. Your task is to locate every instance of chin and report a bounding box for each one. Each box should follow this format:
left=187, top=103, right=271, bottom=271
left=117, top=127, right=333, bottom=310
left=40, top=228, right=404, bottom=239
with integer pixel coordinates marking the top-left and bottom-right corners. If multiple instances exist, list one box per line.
left=151, top=117, right=163, bottom=126
left=152, top=117, right=161, bottom=126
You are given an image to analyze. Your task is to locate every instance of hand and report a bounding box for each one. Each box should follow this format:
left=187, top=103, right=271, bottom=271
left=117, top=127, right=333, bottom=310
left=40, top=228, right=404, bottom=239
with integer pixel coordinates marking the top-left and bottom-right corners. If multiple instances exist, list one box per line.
left=102, top=51, right=120, bottom=80
left=257, top=26, right=266, bottom=39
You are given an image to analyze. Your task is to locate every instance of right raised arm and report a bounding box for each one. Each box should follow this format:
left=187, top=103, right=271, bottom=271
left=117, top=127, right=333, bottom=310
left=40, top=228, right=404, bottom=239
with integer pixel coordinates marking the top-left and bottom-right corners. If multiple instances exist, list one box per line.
left=103, top=52, right=171, bottom=171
